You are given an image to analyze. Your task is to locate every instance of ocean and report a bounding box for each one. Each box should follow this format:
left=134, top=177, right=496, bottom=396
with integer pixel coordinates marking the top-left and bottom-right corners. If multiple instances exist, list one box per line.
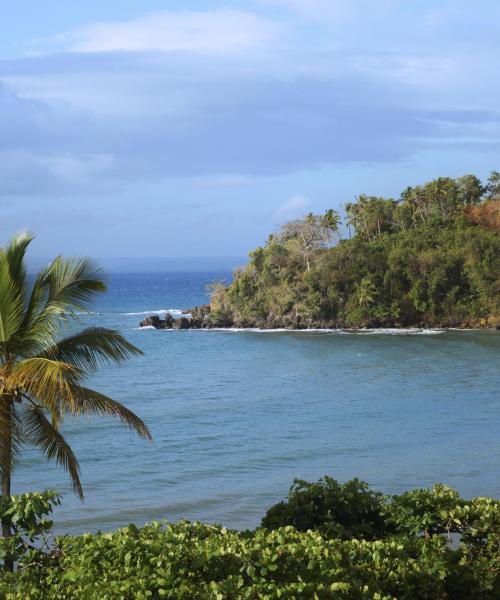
left=14, top=272, right=500, bottom=534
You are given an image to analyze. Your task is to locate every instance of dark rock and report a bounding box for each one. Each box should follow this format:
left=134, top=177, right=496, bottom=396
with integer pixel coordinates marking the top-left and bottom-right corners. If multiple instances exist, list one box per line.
left=173, top=317, right=191, bottom=329
left=164, top=313, right=175, bottom=328
left=139, top=313, right=177, bottom=329
left=140, top=315, right=163, bottom=329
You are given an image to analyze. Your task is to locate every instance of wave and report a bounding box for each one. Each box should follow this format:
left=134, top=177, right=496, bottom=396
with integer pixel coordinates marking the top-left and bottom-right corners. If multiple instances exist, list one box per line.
left=122, top=308, right=187, bottom=317
left=353, top=328, right=445, bottom=335
left=148, top=327, right=446, bottom=335
left=207, top=328, right=346, bottom=334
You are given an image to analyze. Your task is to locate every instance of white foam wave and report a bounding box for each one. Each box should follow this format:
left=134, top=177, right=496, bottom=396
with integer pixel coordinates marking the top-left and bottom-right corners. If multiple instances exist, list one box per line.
left=123, top=308, right=186, bottom=317
left=218, top=328, right=347, bottom=334
left=195, top=327, right=445, bottom=335
left=136, top=324, right=447, bottom=335
left=354, top=328, right=445, bottom=335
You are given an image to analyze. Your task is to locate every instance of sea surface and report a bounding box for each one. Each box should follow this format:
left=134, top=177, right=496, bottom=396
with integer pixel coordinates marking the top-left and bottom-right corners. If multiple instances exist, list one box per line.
left=14, top=272, right=500, bottom=534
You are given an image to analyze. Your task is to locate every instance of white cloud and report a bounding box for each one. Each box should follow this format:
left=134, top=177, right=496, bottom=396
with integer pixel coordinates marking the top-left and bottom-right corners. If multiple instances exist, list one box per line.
left=274, top=195, right=310, bottom=222
left=45, top=10, right=285, bottom=55
left=0, top=3, right=499, bottom=197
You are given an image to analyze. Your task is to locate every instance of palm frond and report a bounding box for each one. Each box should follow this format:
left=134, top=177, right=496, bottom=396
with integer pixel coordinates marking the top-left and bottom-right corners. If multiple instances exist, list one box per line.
left=64, top=386, right=152, bottom=440
left=18, top=258, right=107, bottom=355
left=39, top=328, right=143, bottom=374
left=44, top=256, right=106, bottom=316
left=4, top=231, right=34, bottom=295
left=0, top=255, right=24, bottom=347
left=9, top=270, right=61, bottom=359
left=19, top=267, right=52, bottom=351
left=6, top=358, right=81, bottom=422
left=23, top=405, right=83, bottom=499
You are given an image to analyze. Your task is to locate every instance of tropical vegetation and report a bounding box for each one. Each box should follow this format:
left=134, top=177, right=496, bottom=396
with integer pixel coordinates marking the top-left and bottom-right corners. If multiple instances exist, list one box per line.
left=207, top=172, right=500, bottom=328
left=0, top=233, right=151, bottom=569
left=1, top=477, right=499, bottom=598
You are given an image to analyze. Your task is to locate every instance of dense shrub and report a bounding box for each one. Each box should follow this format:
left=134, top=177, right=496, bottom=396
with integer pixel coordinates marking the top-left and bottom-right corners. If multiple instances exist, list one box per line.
left=0, top=491, right=60, bottom=566
left=1, top=479, right=499, bottom=599
left=261, top=477, right=390, bottom=540
left=261, top=478, right=500, bottom=598
left=0, top=522, right=457, bottom=599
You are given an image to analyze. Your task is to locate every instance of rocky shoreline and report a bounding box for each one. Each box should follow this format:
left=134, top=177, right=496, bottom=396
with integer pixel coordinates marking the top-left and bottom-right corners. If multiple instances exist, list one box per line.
left=139, top=305, right=500, bottom=330
left=139, top=305, right=213, bottom=329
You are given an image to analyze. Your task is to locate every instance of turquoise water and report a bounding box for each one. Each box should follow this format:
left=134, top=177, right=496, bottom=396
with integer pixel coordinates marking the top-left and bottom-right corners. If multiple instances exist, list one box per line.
left=14, top=273, right=500, bottom=533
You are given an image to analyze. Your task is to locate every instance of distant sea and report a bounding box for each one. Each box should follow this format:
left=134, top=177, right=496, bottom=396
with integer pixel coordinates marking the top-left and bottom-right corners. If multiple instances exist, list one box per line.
left=14, top=272, right=500, bottom=534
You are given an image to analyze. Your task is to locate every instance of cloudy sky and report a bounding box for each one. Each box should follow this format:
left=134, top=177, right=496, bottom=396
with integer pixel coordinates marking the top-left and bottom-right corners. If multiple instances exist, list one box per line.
left=1, top=0, right=499, bottom=260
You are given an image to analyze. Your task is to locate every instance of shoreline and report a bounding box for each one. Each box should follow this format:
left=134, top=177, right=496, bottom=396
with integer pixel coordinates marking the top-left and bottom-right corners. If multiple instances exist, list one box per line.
left=138, top=320, right=497, bottom=333
left=139, top=307, right=499, bottom=332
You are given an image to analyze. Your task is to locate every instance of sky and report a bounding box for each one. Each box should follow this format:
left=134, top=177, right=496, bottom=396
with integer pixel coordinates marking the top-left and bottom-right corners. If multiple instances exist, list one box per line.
left=1, top=0, right=499, bottom=261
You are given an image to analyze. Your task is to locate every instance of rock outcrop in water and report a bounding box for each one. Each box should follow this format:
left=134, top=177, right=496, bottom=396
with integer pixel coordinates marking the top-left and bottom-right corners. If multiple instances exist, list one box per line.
left=139, top=305, right=366, bottom=330
left=173, top=317, right=191, bottom=329
left=139, top=313, right=176, bottom=329
left=139, top=305, right=215, bottom=329
left=139, top=315, right=163, bottom=328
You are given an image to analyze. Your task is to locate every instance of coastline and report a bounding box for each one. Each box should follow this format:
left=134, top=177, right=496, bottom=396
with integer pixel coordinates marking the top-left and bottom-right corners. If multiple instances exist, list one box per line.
left=139, top=306, right=500, bottom=332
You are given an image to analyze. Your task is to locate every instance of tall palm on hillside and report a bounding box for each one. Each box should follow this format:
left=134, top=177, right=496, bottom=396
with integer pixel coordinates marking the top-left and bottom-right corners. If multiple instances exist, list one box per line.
left=0, top=233, right=151, bottom=548
left=320, top=209, right=341, bottom=244
left=356, top=276, right=378, bottom=309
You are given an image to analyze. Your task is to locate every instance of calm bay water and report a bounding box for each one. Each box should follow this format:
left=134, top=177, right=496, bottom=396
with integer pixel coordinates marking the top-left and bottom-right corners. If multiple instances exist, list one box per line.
left=14, top=273, right=500, bottom=533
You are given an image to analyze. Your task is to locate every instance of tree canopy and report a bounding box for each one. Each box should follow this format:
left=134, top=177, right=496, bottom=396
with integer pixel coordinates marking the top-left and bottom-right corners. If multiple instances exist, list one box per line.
left=207, top=172, right=500, bottom=328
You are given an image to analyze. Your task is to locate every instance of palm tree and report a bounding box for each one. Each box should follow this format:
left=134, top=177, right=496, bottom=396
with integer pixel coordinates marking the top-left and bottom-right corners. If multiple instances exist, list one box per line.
left=0, top=233, right=151, bottom=568
left=320, top=209, right=341, bottom=244
left=356, top=276, right=377, bottom=309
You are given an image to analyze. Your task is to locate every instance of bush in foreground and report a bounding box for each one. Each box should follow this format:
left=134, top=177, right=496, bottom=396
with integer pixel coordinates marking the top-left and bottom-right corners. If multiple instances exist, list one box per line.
left=261, top=477, right=390, bottom=540
left=1, top=478, right=499, bottom=599
left=0, top=523, right=456, bottom=599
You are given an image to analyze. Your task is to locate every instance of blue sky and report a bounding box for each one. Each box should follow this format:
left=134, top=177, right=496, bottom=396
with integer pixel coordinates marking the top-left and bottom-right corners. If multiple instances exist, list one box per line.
left=1, top=0, right=499, bottom=259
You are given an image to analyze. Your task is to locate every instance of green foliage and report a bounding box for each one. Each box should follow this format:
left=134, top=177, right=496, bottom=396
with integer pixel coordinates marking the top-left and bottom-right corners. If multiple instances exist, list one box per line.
left=1, top=480, right=499, bottom=598
left=261, top=477, right=389, bottom=541
left=384, top=484, right=464, bottom=537
left=0, top=490, right=60, bottom=565
left=0, top=521, right=458, bottom=599
left=262, top=477, right=500, bottom=598
left=208, top=173, right=500, bottom=329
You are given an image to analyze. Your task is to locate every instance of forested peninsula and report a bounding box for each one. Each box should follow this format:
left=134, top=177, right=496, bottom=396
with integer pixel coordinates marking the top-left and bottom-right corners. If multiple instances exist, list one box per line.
left=143, top=172, right=500, bottom=330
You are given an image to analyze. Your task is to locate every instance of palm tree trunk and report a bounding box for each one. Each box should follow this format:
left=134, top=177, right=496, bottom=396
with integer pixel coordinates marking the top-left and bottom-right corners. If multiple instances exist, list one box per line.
left=0, top=395, right=13, bottom=571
